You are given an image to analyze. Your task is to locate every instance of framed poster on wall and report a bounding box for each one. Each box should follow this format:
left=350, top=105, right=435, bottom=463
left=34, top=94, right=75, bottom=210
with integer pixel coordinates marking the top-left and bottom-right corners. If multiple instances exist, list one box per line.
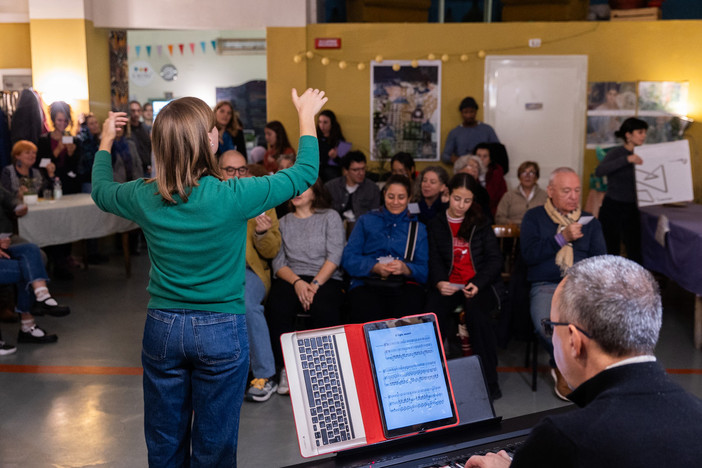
left=370, top=61, right=441, bottom=162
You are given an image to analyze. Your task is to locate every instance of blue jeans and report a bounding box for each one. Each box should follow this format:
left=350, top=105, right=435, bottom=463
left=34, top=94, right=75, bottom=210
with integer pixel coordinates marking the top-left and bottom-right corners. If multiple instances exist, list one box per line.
left=0, top=243, right=49, bottom=313
left=142, top=309, right=249, bottom=467
left=530, top=281, right=558, bottom=366
left=244, top=268, right=275, bottom=379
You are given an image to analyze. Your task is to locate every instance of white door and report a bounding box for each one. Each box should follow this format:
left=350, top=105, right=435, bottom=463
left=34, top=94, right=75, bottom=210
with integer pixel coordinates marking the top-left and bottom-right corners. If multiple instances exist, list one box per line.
left=483, top=55, right=588, bottom=189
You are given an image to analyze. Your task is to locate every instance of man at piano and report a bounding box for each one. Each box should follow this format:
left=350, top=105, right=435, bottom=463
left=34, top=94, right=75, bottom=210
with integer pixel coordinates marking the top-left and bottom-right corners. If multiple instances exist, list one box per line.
left=465, top=255, right=702, bottom=468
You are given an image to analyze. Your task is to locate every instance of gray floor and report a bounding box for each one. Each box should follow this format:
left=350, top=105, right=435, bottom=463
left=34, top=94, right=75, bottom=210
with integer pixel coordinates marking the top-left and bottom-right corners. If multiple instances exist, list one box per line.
left=1, top=250, right=701, bottom=467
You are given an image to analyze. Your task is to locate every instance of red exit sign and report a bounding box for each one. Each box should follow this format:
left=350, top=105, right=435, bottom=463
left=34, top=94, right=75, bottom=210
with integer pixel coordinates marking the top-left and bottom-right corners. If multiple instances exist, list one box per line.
left=315, top=38, right=341, bottom=49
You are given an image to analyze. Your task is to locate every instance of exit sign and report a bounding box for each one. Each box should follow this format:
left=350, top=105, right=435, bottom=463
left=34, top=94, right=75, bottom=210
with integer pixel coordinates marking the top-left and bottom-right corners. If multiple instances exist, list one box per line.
left=315, top=38, right=341, bottom=49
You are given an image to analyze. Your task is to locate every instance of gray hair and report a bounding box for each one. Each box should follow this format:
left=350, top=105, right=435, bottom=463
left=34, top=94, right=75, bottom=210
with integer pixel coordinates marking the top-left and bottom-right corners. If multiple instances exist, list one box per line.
left=548, top=167, right=577, bottom=186
left=559, top=255, right=662, bottom=356
left=453, top=154, right=484, bottom=177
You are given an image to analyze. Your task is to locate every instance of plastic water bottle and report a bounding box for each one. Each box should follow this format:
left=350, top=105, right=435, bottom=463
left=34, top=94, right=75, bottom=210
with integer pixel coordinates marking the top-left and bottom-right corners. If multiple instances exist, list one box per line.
left=53, top=177, right=63, bottom=200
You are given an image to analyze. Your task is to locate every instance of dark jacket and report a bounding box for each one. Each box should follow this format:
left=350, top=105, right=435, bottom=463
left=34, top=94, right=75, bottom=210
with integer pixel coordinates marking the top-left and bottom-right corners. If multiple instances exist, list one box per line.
left=342, top=208, right=428, bottom=290
left=512, top=362, right=702, bottom=467
left=427, top=214, right=502, bottom=292
left=325, top=176, right=380, bottom=221
left=520, top=206, right=606, bottom=284
left=36, top=133, right=82, bottom=195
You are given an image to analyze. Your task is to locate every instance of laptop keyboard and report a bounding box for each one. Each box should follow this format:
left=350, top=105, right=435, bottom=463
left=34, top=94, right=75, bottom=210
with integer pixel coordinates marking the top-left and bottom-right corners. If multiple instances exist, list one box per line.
left=298, top=335, right=354, bottom=447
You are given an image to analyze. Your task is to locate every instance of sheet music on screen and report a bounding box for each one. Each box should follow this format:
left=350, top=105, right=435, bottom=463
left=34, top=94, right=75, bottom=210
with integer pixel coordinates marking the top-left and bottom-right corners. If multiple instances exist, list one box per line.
left=367, top=321, right=454, bottom=431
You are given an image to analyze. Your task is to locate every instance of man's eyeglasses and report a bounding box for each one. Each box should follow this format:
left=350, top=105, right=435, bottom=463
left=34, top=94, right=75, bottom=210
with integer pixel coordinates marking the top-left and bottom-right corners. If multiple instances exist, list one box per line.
left=221, top=166, right=249, bottom=176
left=541, top=318, right=592, bottom=339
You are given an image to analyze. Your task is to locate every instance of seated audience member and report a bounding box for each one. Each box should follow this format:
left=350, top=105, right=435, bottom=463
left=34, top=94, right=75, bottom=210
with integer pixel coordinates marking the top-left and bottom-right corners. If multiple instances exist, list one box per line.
left=454, top=155, right=492, bottom=222
left=425, top=173, right=503, bottom=400
left=342, top=175, right=428, bottom=322
left=416, top=166, right=449, bottom=225
left=37, top=101, right=81, bottom=194
left=248, top=145, right=266, bottom=164
left=213, top=101, right=248, bottom=159
left=389, top=151, right=417, bottom=180
left=325, top=150, right=380, bottom=226
left=0, top=188, right=70, bottom=351
left=267, top=179, right=345, bottom=395
left=520, top=167, right=606, bottom=400
left=219, top=150, right=281, bottom=402
left=77, top=114, right=101, bottom=192
left=495, top=161, right=547, bottom=225
left=441, top=97, right=499, bottom=164
left=128, top=101, right=152, bottom=176
left=317, top=109, right=346, bottom=182
left=465, top=255, right=702, bottom=468
left=474, top=143, right=507, bottom=216
left=262, top=120, right=295, bottom=174
left=2, top=140, right=54, bottom=198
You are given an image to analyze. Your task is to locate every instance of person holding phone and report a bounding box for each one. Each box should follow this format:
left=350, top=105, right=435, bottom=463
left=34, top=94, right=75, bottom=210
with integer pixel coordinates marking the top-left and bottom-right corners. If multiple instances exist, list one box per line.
left=92, top=88, right=326, bottom=466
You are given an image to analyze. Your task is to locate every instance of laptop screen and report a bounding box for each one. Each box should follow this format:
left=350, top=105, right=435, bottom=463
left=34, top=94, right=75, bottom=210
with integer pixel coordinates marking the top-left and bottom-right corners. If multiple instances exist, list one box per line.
left=363, top=314, right=458, bottom=438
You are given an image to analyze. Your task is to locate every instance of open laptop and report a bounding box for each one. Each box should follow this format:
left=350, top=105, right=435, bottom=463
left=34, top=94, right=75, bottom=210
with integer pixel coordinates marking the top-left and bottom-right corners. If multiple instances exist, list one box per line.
left=281, top=313, right=459, bottom=458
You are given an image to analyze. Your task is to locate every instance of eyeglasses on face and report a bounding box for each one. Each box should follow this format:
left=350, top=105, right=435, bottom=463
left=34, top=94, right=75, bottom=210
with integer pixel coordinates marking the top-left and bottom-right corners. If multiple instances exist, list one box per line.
left=221, top=166, right=249, bottom=176
left=520, top=170, right=537, bottom=177
left=541, top=318, right=592, bottom=339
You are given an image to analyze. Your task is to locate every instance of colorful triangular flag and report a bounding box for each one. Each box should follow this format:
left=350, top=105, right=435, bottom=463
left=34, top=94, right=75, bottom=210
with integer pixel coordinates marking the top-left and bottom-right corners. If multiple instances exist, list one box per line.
left=146, top=45, right=152, bottom=57
left=178, top=44, right=184, bottom=55
left=168, top=44, right=173, bottom=56
left=157, top=45, right=163, bottom=56
left=200, top=41, right=206, bottom=53
left=135, top=45, right=141, bottom=57
left=211, top=40, right=217, bottom=52
left=190, top=43, right=195, bottom=54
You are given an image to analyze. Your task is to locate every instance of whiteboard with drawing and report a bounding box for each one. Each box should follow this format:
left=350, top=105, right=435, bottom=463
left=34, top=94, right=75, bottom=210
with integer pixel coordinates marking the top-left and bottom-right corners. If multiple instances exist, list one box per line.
left=635, top=140, right=693, bottom=207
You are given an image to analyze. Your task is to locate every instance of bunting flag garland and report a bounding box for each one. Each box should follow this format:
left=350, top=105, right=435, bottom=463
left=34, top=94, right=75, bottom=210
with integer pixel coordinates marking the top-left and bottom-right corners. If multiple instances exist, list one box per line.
left=128, top=38, right=225, bottom=57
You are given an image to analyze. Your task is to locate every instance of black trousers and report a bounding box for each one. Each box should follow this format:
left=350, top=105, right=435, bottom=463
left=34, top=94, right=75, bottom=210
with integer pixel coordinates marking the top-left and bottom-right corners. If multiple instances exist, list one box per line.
left=424, top=288, right=499, bottom=390
left=598, top=196, right=642, bottom=264
left=267, top=276, right=344, bottom=369
left=347, top=282, right=426, bottom=324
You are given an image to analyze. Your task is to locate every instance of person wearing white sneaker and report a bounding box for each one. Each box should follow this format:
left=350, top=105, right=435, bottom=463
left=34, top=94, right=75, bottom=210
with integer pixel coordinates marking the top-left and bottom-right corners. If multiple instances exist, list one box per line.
left=0, top=236, right=69, bottom=345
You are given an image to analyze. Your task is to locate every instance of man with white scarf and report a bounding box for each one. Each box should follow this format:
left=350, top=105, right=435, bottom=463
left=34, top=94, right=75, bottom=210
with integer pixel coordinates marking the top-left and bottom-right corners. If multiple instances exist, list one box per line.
left=520, top=167, right=606, bottom=400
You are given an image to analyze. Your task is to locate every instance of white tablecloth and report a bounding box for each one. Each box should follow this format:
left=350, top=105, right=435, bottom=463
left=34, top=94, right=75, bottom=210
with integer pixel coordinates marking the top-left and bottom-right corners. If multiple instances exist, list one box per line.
left=18, top=193, right=138, bottom=247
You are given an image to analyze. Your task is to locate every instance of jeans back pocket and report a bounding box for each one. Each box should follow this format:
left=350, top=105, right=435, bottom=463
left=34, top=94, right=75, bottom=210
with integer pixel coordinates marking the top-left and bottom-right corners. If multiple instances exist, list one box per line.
left=191, top=313, right=244, bottom=365
left=142, top=309, right=176, bottom=361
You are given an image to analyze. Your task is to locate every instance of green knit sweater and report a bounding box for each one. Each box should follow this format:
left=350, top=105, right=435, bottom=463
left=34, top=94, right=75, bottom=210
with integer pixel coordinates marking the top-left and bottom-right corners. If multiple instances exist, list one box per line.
left=92, top=135, right=319, bottom=314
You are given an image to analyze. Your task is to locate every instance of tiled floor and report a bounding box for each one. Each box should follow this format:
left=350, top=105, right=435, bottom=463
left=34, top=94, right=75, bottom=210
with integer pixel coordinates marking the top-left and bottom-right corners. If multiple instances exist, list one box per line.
left=1, top=251, right=700, bottom=467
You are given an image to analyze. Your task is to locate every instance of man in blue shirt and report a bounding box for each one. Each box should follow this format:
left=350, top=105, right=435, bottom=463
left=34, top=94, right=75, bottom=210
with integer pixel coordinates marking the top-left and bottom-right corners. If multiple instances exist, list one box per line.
left=441, top=97, right=499, bottom=164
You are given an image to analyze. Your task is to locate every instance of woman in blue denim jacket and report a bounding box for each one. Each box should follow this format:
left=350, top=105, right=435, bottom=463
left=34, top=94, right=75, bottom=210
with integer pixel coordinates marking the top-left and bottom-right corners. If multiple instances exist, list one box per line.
left=342, top=174, right=428, bottom=323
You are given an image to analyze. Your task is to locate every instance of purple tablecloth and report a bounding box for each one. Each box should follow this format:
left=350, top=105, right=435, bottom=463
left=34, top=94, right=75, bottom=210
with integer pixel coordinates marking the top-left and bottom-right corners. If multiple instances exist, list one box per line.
left=640, top=203, right=702, bottom=296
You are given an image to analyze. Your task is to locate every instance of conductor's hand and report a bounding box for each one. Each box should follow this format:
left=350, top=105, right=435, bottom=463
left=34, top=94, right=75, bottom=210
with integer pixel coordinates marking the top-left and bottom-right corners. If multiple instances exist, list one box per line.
left=464, top=450, right=512, bottom=467
left=100, top=112, right=129, bottom=152
left=561, top=223, right=583, bottom=243
left=292, top=88, right=327, bottom=118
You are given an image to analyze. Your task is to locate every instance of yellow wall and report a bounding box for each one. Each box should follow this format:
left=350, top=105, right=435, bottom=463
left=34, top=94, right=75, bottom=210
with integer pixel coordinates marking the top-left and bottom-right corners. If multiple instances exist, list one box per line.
left=267, top=21, right=702, bottom=203
left=29, top=19, right=91, bottom=131
left=0, top=23, right=31, bottom=69
left=84, top=20, right=111, bottom=120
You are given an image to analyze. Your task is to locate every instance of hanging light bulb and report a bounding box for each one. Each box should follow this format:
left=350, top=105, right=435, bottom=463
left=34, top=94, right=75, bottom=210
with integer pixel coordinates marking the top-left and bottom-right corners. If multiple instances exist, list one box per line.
left=305, top=51, right=314, bottom=59
left=460, top=54, right=469, bottom=62
left=427, top=53, right=436, bottom=60
left=392, top=63, right=401, bottom=71
left=441, top=54, right=450, bottom=62
left=338, top=60, right=347, bottom=70
left=357, top=63, right=367, bottom=71
left=321, top=57, right=330, bottom=66
left=477, top=50, right=486, bottom=59
left=293, top=55, right=302, bottom=64
left=375, top=55, right=383, bottom=63
left=411, top=60, right=419, bottom=68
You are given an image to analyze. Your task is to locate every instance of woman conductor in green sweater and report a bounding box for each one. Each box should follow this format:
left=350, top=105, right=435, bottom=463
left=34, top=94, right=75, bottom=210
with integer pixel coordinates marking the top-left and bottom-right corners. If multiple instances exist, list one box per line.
left=92, top=88, right=327, bottom=467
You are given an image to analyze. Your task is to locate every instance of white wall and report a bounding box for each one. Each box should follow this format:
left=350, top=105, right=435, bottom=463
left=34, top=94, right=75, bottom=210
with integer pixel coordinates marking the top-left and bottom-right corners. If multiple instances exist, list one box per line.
left=93, top=0, right=309, bottom=29
left=127, top=29, right=266, bottom=107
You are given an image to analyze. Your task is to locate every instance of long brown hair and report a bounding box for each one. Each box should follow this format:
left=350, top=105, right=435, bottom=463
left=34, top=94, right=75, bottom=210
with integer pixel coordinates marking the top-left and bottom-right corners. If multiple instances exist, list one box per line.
left=149, top=97, right=223, bottom=204
left=213, top=101, right=242, bottom=136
